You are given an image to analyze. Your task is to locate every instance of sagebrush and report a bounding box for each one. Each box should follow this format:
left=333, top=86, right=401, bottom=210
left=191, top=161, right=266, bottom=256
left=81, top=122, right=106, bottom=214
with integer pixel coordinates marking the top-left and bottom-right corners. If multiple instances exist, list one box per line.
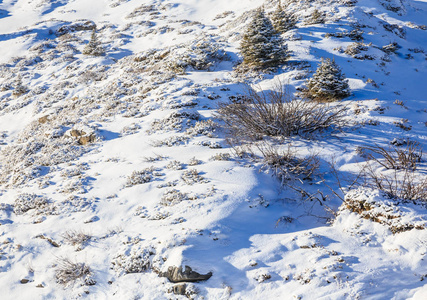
left=217, top=84, right=346, bottom=142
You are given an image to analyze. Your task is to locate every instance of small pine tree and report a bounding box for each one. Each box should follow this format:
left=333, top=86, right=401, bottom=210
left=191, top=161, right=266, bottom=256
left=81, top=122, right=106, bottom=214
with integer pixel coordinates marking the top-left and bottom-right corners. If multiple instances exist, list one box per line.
left=307, top=9, right=325, bottom=25
left=83, top=29, right=105, bottom=56
left=306, top=58, right=350, bottom=101
left=271, top=2, right=297, bottom=34
left=240, top=8, right=290, bottom=70
left=12, top=76, right=28, bottom=97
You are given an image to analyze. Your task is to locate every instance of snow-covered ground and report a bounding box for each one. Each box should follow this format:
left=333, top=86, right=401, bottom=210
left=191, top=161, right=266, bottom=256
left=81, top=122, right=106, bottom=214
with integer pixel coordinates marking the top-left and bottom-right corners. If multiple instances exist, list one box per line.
left=0, top=0, right=426, bottom=299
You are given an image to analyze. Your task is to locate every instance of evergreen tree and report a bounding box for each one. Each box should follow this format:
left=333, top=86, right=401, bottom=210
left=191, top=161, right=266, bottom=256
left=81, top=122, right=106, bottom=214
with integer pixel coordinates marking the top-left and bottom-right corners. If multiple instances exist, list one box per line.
left=12, top=75, right=28, bottom=97
left=306, top=58, right=350, bottom=101
left=83, top=29, right=105, bottom=56
left=307, top=9, right=325, bottom=25
left=271, top=2, right=297, bottom=34
left=240, top=8, right=290, bottom=70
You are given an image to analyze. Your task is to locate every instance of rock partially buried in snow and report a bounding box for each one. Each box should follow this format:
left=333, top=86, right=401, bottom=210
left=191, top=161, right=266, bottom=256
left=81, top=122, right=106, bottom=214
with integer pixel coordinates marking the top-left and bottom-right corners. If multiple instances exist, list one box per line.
left=172, top=283, right=187, bottom=295
left=161, top=266, right=212, bottom=283
left=67, top=127, right=97, bottom=145
left=56, top=20, right=96, bottom=36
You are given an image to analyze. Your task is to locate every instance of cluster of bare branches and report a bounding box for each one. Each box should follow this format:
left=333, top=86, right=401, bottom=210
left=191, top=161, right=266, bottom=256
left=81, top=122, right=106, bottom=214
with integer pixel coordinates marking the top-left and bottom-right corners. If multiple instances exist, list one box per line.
left=364, top=162, right=427, bottom=203
left=258, top=143, right=320, bottom=185
left=360, top=141, right=422, bottom=171
left=217, top=84, right=347, bottom=143
left=62, top=230, right=91, bottom=250
left=55, top=258, right=95, bottom=286
left=356, top=142, right=426, bottom=203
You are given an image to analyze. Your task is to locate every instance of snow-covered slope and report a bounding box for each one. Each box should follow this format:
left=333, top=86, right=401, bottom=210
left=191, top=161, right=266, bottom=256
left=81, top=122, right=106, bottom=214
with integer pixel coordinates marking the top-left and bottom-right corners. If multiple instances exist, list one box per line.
left=0, top=0, right=426, bottom=299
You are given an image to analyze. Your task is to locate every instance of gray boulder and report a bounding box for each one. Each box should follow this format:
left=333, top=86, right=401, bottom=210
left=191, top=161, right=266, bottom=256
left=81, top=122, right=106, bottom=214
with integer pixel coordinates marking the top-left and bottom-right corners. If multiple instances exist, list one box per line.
left=161, top=265, right=212, bottom=283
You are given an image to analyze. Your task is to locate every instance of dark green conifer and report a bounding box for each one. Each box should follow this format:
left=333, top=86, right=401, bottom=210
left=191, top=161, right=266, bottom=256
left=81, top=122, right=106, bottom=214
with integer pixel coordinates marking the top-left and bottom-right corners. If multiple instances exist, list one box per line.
left=83, top=29, right=105, bottom=56
left=240, top=8, right=290, bottom=70
left=271, top=1, right=297, bottom=33
left=306, top=58, right=350, bottom=101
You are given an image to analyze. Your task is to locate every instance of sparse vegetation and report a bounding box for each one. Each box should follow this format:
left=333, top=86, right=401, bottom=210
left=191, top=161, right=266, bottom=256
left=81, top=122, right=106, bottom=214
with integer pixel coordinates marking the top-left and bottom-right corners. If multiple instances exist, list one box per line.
left=0, top=0, right=426, bottom=298
left=342, top=188, right=426, bottom=234
left=218, top=83, right=346, bottom=142
left=112, top=246, right=155, bottom=274
left=55, top=258, right=96, bottom=286
left=160, top=189, right=190, bottom=206
left=181, top=169, right=208, bottom=185
left=166, top=160, right=184, bottom=170
left=82, top=29, right=105, bottom=56
left=62, top=230, right=91, bottom=250
left=364, top=163, right=427, bottom=203
left=14, top=193, right=52, bottom=215
left=259, top=144, right=320, bottom=186
left=306, top=9, right=325, bottom=25
left=360, top=142, right=423, bottom=171
left=125, top=167, right=159, bottom=187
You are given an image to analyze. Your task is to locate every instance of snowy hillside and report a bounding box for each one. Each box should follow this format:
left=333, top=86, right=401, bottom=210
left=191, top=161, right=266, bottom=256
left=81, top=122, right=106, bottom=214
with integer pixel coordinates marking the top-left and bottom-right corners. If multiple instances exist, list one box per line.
left=0, top=0, right=426, bottom=299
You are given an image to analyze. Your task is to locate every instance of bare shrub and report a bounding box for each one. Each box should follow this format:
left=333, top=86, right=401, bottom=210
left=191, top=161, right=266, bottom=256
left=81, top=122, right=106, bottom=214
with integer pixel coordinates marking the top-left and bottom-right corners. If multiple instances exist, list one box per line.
left=112, top=245, right=155, bottom=274
left=181, top=169, right=208, bottom=185
left=210, top=153, right=231, bottom=161
left=188, top=157, right=201, bottom=166
left=259, top=143, right=320, bottom=186
left=14, top=193, right=52, bottom=215
left=62, top=230, right=91, bottom=250
left=125, top=167, right=161, bottom=187
left=356, top=140, right=427, bottom=203
left=360, top=142, right=423, bottom=171
left=217, top=84, right=346, bottom=143
left=160, top=189, right=190, bottom=206
left=55, top=258, right=96, bottom=286
left=364, top=165, right=427, bottom=203
left=166, top=160, right=184, bottom=170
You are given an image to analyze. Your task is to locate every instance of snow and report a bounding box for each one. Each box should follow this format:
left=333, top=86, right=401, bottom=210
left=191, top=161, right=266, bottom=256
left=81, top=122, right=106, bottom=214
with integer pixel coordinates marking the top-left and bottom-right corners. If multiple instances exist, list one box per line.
left=0, top=0, right=426, bottom=299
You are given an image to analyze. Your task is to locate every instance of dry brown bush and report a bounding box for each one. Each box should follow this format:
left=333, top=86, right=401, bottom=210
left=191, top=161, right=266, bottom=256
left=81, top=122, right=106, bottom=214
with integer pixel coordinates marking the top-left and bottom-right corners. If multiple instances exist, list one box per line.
left=358, top=141, right=427, bottom=203
left=258, top=143, right=320, bottom=185
left=364, top=164, right=427, bottom=203
left=360, top=141, right=422, bottom=171
left=217, top=84, right=346, bottom=143
left=55, top=258, right=96, bottom=286
left=62, top=230, right=91, bottom=249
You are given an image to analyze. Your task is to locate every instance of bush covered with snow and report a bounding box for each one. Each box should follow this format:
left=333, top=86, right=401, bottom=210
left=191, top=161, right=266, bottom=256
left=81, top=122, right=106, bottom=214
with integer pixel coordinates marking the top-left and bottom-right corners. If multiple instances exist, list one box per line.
left=55, top=258, right=96, bottom=286
left=112, top=242, right=156, bottom=274
left=13, top=193, right=53, bottom=215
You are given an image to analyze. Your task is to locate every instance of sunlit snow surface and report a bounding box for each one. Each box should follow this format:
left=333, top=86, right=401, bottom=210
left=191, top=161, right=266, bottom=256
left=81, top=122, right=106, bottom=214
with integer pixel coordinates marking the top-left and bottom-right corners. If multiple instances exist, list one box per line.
left=0, top=0, right=426, bottom=299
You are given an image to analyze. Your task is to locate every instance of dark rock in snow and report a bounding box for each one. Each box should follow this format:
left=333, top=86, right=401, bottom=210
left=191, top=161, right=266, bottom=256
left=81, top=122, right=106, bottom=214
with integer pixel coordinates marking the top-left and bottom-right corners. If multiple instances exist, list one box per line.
left=161, top=265, right=212, bottom=283
left=56, top=21, right=96, bottom=36
left=172, top=283, right=187, bottom=295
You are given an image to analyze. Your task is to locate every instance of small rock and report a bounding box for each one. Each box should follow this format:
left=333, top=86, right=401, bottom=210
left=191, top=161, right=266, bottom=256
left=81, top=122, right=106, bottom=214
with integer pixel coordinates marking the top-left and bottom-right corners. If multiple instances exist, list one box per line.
left=70, top=129, right=86, bottom=138
left=56, top=20, right=96, bottom=36
left=36, top=284, right=44, bottom=288
left=172, top=283, right=187, bottom=295
left=68, top=128, right=97, bottom=145
left=84, top=216, right=99, bottom=223
left=38, top=115, right=50, bottom=124
left=78, top=134, right=96, bottom=145
left=20, top=279, right=29, bottom=284
left=161, top=265, right=212, bottom=283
